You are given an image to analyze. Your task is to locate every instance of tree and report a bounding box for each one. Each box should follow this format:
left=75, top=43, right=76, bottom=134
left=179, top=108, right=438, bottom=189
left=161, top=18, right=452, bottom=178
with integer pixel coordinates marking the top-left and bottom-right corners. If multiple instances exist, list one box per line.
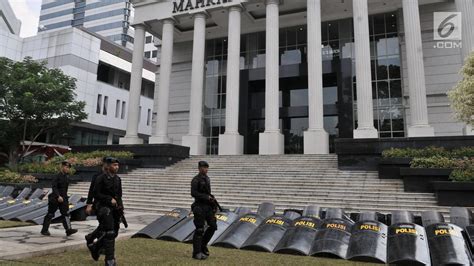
left=0, top=57, right=87, bottom=169
left=448, top=52, right=474, bottom=126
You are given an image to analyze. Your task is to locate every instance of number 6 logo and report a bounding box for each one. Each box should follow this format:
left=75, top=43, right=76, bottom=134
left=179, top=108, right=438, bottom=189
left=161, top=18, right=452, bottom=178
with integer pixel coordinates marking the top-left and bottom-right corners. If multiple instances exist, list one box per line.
left=434, top=12, right=462, bottom=41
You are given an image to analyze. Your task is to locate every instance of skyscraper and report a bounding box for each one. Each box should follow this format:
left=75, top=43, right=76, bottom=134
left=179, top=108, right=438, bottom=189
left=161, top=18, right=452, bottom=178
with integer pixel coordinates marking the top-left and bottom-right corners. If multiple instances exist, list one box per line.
left=38, top=0, right=158, bottom=61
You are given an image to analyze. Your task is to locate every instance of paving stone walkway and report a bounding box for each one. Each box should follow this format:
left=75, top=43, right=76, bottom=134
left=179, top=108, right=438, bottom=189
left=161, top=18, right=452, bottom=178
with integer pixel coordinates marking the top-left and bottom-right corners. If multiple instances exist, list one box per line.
left=0, top=212, right=158, bottom=261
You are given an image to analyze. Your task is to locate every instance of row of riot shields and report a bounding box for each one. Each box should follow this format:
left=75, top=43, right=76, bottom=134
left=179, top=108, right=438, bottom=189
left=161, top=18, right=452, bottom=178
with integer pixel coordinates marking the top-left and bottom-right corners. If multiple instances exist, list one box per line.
left=134, top=203, right=474, bottom=265
left=0, top=186, right=87, bottom=224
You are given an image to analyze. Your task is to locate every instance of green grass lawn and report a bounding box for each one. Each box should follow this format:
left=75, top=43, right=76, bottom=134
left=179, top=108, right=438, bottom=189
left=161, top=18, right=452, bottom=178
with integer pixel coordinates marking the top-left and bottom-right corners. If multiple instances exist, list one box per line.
left=0, top=220, right=32, bottom=229
left=1, top=238, right=377, bottom=265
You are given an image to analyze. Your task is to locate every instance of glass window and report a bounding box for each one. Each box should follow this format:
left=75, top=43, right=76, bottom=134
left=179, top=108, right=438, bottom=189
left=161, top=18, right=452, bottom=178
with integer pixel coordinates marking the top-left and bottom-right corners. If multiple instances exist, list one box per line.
left=96, top=94, right=102, bottom=114
left=115, top=100, right=120, bottom=118
left=121, top=102, right=126, bottom=119
left=144, top=51, right=151, bottom=58
left=103, top=96, right=108, bottom=115
left=290, top=89, right=308, bottom=107
left=147, top=109, right=151, bottom=126
left=323, top=86, right=338, bottom=105
left=152, top=50, right=158, bottom=58
left=146, top=36, right=152, bottom=43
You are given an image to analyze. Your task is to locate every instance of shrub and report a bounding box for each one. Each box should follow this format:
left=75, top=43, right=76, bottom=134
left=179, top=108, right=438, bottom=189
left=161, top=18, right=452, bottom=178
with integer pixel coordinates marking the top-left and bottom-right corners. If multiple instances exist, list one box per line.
left=18, top=162, right=76, bottom=175
left=410, top=156, right=459, bottom=169
left=0, top=170, right=38, bottom=183
left=382, top=146, right=474, bottom=159
left=382, top=146, right=449, bottom=158
left=450, top=168, right=474, bottom=182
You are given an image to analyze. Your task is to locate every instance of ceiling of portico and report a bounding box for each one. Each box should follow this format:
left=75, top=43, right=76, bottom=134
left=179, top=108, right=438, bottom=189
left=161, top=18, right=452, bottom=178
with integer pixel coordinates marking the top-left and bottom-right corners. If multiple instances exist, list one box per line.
left=133, top=0, right=447, bottom=43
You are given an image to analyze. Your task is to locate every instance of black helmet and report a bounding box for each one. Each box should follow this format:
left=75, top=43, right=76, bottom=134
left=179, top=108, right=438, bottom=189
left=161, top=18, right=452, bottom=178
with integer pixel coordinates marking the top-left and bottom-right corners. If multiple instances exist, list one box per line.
left=198, top=161, right=209, bottom=168
left=105, top=157, right=120, bottom=164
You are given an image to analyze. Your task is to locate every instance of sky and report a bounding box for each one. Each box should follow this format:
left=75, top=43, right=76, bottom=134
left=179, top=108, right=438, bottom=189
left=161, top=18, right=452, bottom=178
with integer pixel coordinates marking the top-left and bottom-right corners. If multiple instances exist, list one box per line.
left=8, top=0, right=42, bottom=37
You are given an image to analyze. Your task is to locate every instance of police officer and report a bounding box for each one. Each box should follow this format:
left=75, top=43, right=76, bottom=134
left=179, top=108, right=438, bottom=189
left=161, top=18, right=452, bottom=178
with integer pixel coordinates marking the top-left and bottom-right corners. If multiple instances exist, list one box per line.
left=93, top=157, right=123, bottom=266
left=85, top=157, right=107, bottom=259
left=41, top=161, right=78, bottom=236
left=191, top=161, right=218, bottom=260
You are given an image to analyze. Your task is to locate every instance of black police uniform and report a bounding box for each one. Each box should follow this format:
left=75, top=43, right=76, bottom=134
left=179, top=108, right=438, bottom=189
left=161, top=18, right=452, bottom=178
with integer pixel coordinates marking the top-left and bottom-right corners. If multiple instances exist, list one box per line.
left=94, top=171, right=123, bottom=265
left=191, top=163, right=217, bottom=258
left=41, top=171, right=77, bottom=236
left=85, top=170, right=103, bottom=249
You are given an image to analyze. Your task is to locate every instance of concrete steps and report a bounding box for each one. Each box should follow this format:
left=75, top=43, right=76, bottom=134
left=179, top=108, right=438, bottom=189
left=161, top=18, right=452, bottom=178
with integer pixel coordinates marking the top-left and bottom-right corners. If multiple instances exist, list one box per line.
left=69, top=154, right=449, bottom=216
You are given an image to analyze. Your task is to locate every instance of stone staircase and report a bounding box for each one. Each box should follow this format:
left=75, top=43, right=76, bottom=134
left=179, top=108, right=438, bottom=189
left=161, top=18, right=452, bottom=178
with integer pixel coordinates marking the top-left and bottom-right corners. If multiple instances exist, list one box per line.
left=68, top=155, right=450, bottom=216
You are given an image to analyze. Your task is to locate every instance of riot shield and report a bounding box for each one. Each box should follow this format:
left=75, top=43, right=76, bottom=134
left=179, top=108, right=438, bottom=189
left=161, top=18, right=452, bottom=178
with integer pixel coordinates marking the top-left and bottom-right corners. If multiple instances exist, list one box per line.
left=283, top=209, right=302, bottom=220
left=183, top=210, right=243, bottom=244
left=241, top=214, right=295, bottom=252
left=310, top=217, right=354, bottom=259
left=234, top=207, right=252, bottom=215
left=466, top=225, right=474, bottom=252
left=1, top=190, right=49, bottom=220
left=426, top=223, right=473, bottom=265
left=274, top=216, right=322, bottom=255
left=133, top=208, right=190, bottom=239
left=387, top=222, right=431, bottom=265
left=212, top=213, right=265, bottom=249
left=158, top=213, right=195, bottom=242
left=0, top=186, right=13, bottom=198
left=208, top=211, right=242, bottom=245
left=421, top=211, right=444, bottom=227
left=0, top=187, right=37, bottom=212
left=302, top=205, right=321, bottom=218
left=29, top=195, right=82, bottom=224
left=6, top=198, right=49, bottom=221
left=257, top=202, right=275, bottom=218
left=450, top=207, right=473, bottom=229
left=0, top=188, right=31, bottom=209
left=347, top=215, right=388, bottom=263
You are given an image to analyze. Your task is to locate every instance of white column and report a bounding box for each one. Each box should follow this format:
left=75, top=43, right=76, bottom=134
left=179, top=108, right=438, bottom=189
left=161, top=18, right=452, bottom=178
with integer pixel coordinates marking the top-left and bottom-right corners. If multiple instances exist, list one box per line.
left=219, top=6, right=244, bottom=155
left=150, top=19, right=175, bottom=144
left=259, top=0, right=284, bottom=155
left=455, top=0, right=474, bottom=61
left=107, top=131, right=113, bottom=145
left=182, top=13, right=207, bottom=155
left=120, top=24, right=146, bottom=144
left=455, top=0, right=474, bottom=136
left=352, top=0, right=378, bottom=139
left=403, top=0, right=435, bottom=137
left=304, top=0, right=329, bottom=154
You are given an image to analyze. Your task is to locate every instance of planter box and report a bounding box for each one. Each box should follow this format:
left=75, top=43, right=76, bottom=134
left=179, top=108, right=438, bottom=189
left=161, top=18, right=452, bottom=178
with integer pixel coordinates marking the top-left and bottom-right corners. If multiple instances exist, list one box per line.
left=400, top=168, right=452, bottom=192
left=433, top=181, right=474, bottom=207
left=378, top=158, right=412, bottom=179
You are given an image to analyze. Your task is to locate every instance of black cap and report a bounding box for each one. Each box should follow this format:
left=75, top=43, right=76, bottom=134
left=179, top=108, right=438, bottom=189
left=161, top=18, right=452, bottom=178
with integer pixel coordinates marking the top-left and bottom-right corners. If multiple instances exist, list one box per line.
left=198, top=161, right=209, bottom=168
left=105, top=157, right=120, bottom=164
left=61, top=161, right=72, bottom=167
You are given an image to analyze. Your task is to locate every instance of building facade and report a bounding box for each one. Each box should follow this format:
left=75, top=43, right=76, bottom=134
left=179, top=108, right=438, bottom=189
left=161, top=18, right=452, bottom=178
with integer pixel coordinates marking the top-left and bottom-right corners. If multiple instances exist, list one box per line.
left=38, top=0, right=160, bottom=62
left=0, top=0, right=21, bottom=35
left=125, top=0, right=474, bottom=155
left=0, top=24, right=156, bottom=145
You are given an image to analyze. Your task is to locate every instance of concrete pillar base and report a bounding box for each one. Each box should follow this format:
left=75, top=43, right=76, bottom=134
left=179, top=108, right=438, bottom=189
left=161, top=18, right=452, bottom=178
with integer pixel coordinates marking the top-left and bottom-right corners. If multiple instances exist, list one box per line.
left=182, top=135, right=207, bottom=155
left=119, top=136, right=143, bottom=145
left=304, top=129, right=329, bottom=154
left=259, top=131, right=284, bottom=155
left=463, top=125, right=474, bottom=136
left=353, top=128, right=378, bottom=139
left=218, top=133, right=244, bottom=155
left=407, top=125, right=435, bottom=137
left=149, top=135, right=171, bottom=144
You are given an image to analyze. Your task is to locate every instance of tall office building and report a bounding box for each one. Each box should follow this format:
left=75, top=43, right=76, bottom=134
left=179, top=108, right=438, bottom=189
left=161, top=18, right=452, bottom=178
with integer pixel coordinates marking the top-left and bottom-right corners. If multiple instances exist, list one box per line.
left=0, top=0, right=21, bottom=35
left=38, top=0, right=159, bottom=61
